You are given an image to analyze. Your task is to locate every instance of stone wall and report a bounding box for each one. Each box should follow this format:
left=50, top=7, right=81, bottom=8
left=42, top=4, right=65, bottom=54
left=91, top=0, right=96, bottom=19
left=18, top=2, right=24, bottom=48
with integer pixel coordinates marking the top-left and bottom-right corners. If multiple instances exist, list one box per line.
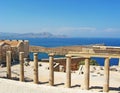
left=0, top=44, right=11, bottom=63
left=23, top=40, right=29, bottom=58
left=41, top=57, right=85, bottom=71
left=0, top=40, right=29, bottom=64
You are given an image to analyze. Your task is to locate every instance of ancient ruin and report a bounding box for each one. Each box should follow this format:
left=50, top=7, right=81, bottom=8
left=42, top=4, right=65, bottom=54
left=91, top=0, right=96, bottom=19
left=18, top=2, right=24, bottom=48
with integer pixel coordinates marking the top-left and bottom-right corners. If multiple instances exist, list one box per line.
left=0, top=40, right=120, bottom=93
left=0, top=40, right=29, bottom=65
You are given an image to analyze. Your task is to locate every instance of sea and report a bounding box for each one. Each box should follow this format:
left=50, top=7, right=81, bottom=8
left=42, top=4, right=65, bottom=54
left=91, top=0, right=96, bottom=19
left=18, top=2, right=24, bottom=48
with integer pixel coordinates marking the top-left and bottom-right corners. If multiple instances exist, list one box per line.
left=26, top=38, right=120, bottom=66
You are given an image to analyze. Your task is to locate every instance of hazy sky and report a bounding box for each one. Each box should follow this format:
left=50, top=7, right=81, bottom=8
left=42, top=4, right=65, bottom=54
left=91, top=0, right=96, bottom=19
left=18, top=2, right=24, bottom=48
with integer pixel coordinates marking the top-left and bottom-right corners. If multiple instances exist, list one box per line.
left=0, top=0, right=120, bottom=38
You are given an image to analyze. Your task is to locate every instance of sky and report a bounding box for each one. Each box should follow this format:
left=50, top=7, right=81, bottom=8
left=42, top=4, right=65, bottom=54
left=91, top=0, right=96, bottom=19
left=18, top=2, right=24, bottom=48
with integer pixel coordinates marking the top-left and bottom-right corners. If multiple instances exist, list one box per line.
left=0, top=0, right=120, bottom=38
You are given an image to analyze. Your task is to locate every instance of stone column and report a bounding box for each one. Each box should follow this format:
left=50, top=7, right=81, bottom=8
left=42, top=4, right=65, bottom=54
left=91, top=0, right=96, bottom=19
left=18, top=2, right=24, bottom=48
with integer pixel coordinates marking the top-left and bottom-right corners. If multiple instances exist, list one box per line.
left=103, top=57, right=110, bottom=92
left=65, top=55, right=71, bottom=88
left=33, top=53, right=38, bottom=84
left=49, top=53, right=54, bottom=86
left=118, top=58, right=120, bottom=66
left=84, top=57, right=90, bottom=90
left=23, top=40, right=29, bottom=58
left=6, top=51, right=12, bottom=79
left=0, top=46, right=2, bottom=64
left=19, top=52, right=24, bottom=81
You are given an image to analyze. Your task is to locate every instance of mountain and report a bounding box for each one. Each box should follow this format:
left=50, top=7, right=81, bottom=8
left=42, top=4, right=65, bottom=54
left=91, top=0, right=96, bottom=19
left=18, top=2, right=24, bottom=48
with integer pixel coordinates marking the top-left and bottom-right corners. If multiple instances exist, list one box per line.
left=0, top=32, right=67, bottom=39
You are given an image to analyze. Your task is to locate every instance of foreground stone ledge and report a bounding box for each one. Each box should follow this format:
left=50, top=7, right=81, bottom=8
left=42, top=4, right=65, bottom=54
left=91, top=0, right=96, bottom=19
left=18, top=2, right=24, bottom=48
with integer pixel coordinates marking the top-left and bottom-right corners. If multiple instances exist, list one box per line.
left=0, top=78, right=102, bottom=93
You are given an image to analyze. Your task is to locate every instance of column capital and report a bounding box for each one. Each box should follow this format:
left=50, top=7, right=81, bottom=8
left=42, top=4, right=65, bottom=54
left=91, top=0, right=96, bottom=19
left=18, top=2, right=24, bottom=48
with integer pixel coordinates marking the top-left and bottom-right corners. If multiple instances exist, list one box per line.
left=49, top=53, right=54, bottom=57
left=20, top=52, right=24, bottom=54
left=6, top=51, right=12, bottom=56
left=7, top=51, right=12, bottom=53
left=105, top=57, right=110, bottom=59
left=65, top=55, right=72, bottom=58
left=34, top=53, right=38, bottom=56
left=85, top=56, right=91, bottom=59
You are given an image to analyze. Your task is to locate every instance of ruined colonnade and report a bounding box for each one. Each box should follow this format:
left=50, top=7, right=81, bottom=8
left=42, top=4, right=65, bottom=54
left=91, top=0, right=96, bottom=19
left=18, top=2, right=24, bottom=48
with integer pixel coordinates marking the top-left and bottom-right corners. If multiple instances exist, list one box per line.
left=4, top=51, right=118, bottom=92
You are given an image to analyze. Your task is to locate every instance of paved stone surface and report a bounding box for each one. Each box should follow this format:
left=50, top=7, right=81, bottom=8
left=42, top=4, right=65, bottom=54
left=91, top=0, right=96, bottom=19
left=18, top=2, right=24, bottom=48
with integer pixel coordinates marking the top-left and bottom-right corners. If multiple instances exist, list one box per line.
left=0, top=62, right=120, bottom=93
left=0, top=78, right=102, bottom=93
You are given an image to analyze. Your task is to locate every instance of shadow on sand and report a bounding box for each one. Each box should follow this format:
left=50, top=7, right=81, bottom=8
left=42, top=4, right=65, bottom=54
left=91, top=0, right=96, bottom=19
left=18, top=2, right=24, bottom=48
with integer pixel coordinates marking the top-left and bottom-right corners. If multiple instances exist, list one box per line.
left=39, top=81, right=49, bottom=84
left=54, top=83, right=64, bottom=86
left=90, top=86, right=120, bottom=92
left=71, top=84, right=81, bottom=88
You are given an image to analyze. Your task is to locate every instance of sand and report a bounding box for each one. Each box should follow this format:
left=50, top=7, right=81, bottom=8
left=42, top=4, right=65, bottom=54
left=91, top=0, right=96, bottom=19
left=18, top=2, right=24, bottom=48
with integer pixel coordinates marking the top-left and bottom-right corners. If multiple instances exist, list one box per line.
left=0, top=61, right=120, bottom=93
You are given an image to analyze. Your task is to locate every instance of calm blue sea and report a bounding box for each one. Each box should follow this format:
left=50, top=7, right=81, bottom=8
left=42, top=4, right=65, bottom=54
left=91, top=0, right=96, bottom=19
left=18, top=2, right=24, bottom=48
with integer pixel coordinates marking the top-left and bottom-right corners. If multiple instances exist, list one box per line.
left=27, top=38, right=120, bottom=66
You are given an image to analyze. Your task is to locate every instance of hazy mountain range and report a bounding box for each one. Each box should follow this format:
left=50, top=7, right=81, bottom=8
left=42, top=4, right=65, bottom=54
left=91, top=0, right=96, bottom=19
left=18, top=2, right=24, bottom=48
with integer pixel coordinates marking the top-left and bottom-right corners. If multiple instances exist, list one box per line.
left=0, top=32, right=67, bottom=39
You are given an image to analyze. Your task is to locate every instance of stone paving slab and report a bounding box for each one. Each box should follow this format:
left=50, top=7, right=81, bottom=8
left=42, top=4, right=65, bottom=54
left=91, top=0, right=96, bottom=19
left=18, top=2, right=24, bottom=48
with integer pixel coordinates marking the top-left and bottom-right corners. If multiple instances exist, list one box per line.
left=0, top=78, right=102, bottom=93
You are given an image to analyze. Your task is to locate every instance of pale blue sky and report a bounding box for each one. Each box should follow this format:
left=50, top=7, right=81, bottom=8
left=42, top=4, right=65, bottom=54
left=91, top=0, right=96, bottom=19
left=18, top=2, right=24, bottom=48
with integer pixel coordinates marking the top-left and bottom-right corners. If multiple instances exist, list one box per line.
left=0, top=0, right=120, bottom=38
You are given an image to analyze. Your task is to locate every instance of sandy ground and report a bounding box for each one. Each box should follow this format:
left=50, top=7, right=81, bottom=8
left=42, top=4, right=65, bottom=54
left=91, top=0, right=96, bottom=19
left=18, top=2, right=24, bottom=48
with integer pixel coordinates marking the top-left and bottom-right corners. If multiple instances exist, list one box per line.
left=0, top=61, right=120, bottom=93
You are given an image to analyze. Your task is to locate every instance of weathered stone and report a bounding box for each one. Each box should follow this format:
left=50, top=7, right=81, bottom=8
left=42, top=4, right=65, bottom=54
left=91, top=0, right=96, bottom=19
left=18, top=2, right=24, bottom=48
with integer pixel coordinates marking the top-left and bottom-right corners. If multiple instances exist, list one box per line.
left=84, top=58, right=90, bottom=90
left=65, top=55, right=71, bottom=88
left=103, top=57, right=110, bottom=92
left=59, top=65, right=65, bottom=72
left=49, top=53, right=54, bottom=86
left=33, top=53, right=38, bottom=84
left=19, top=52, right=24, bottom=82
left=6, top=51, right=12, bottom=79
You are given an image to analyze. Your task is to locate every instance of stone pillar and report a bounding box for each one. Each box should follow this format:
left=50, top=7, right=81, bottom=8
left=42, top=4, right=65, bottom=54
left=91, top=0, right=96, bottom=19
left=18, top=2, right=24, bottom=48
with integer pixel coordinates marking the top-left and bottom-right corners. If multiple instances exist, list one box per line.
left=19, top=52, right=24, bottom=81
left=49, top=53, right=54, bottom=86
left=33, top=53, right=38, bottom=84
left=103, top=57, right=110, bottom=92
left=18, top=40, right=24, bottom=53
left=6, top=51, right=12, bottom=79
left=84, top=57, right=90, bottom=90
left=23, top=40, right=29, bottom=58
left=118, top=58, right=120, bottom=66
left=65, top=55, right=71, bottom=88
left=0, top=46, right=2, bottom=64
